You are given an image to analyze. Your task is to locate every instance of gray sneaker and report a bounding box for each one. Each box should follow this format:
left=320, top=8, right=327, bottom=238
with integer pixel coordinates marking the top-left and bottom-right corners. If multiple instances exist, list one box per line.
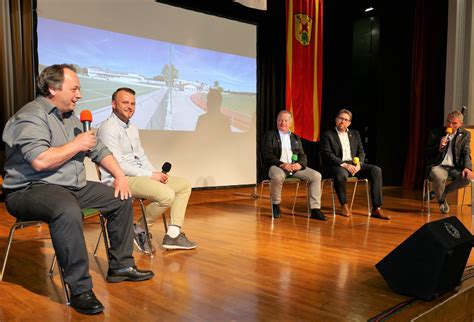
left=439, top=200, right=450, bottom=214
left=133, top=224, right=155, bottom=254
left=162, top=233, right=197, bottom=250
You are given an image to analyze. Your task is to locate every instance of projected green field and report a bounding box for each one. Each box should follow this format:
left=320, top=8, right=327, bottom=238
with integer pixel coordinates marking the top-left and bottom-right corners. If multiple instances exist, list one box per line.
left=76, top=77, right=158, bottom=112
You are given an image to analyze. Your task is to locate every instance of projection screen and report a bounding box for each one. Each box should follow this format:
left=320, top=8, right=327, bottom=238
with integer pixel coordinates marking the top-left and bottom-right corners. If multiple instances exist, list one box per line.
left=36, top=0, right=257, bottom=187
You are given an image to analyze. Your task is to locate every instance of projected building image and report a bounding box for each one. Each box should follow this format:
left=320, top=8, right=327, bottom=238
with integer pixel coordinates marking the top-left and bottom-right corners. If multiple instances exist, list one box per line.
left=37, top=17, right=256, bottom=132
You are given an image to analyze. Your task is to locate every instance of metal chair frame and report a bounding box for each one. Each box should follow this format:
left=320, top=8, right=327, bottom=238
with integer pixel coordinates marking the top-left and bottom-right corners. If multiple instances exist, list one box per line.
left=258, top=177, right=310, bottom=218
left=422, top=178, right=468, bottom=215
left=321, top=176, right=371, bottom=216
left=95, top=164, right=168, bottom=256
left=0, top=220, right=70, bottom=304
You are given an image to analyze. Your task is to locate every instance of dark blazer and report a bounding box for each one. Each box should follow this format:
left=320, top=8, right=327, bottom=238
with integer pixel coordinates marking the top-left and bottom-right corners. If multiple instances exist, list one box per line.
left=320, top=128, right=366, bottom=167
left=262, top=130, right=307, bottom=175
left=425, top=127, right=472, bottom=171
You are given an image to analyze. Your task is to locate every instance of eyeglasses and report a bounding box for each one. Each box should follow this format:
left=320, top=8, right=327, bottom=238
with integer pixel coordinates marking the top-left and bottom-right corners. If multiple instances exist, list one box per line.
left=336, top=117, right=351, bottom=123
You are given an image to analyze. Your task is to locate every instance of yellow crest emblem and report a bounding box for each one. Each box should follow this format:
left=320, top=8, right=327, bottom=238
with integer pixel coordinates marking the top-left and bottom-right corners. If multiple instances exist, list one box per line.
left=294, top=14, right=312, bottom=46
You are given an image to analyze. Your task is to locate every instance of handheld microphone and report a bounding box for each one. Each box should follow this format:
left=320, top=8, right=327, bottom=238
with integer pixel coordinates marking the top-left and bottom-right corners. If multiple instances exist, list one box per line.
left=161, top=162, right=172, bottom=174
left=80, top=110, right=93, bottom=132
left=289, top=154, right=298, bottom=175
left=353, top=157, right=359, bottom=165
left=441, top=127, right=453, bottom=148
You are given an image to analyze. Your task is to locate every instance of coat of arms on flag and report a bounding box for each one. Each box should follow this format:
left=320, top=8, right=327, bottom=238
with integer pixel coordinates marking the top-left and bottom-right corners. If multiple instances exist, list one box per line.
left=294, top=14, right=312, bottom=46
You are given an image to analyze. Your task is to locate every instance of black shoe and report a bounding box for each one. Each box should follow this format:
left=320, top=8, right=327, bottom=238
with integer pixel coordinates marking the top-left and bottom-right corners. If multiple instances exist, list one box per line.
left=106, top=265, right=155, bottom=283
left=70, top=290, right=104, bottom=315
left=310, top=208, right=327, bottom=221
left=272, top=204, right=281, bottom=218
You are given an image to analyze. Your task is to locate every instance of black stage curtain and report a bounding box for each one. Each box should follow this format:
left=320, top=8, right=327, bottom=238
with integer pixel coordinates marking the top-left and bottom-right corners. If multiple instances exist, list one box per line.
left=402, top=0, right=448, bottom=189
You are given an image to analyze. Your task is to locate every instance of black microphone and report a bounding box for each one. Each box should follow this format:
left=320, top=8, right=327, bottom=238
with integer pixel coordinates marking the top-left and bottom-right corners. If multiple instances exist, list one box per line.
left=162, top=162, right=172, bottom=174
left=461, top=106, right=468, bottom=115
left=80, top=110, right=92, bottom=132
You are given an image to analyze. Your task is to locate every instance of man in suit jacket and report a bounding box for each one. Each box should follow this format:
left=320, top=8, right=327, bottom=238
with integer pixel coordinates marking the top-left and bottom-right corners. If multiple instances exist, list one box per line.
left=262, top=110, right=326, bottom=220
left=320, top=109, right=389, bottom=219
left=425, top=110, right=472, bottom=214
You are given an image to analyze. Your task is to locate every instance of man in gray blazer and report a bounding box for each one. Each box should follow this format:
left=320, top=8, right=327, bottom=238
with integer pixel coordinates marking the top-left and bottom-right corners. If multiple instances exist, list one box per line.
left=425, top=110, right=472, bottom=214
left=320, top=109, right=389, bottom=219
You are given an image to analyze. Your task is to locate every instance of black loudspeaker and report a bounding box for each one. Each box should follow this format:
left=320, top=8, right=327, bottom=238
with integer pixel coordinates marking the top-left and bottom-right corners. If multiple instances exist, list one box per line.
left=376, top=216, right=474, bottom=301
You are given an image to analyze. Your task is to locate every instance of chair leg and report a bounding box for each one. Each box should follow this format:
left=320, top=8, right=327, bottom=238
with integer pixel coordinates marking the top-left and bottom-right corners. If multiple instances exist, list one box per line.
left=162, top=213, right=168, bottom=232
left=56, top=259, right=70, bottom=305
left=305, top=181, right=310, bottom=216
left=349, top=180, right=358, bottom=212
left=99, top=215, right=110, bottom=262
left=258, top=182, right=265, bottom=214
left=291, top=181, right=300, bottom=214
left=321, top=180, right=336, bottom=217
left=49, top=255, right=56, bottom=276
left=365, top=180, right=371, bottom=216
left=93, top=230, right=103, bottom=257
left=0, top=224, right=19, bottom=281
left=330, top=181, right=336, bottom=216
left=137, top=198, right=154, bottom=257
left=426, top=180, right=431, bottom=216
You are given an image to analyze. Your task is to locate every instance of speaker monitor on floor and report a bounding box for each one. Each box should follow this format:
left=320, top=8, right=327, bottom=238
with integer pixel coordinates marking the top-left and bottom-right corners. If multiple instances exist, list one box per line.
left=375, top=216, right=474, bottom=301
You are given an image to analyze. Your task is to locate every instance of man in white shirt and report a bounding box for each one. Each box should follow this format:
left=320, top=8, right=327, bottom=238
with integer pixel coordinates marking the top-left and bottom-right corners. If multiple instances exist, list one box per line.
left=97, top=87, right=197, bottom=252
left=262, top=110, right=326, bottom=220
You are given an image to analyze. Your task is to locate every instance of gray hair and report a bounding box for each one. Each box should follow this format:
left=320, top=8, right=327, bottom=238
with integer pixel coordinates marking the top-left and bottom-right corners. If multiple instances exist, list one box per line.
left=447, top=110, right=464, bottom=122
left=277, top=110, right=293, bottom=121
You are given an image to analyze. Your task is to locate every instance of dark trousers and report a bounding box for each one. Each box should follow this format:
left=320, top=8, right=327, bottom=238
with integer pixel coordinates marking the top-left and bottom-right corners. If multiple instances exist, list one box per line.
left=5, top=181, right=135, bottom=295
left=324, top=163, right=383, bottom=209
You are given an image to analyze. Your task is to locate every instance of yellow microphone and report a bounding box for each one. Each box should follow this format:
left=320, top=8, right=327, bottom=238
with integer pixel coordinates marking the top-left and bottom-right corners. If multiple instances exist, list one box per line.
left=353, top=157, right=359, bottom=165
left=441, top=127, right=453, bottom=148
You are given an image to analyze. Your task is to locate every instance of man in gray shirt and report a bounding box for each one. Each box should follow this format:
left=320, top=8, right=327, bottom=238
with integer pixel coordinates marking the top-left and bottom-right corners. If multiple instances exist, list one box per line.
left=2, top=64, right=153, bottom=315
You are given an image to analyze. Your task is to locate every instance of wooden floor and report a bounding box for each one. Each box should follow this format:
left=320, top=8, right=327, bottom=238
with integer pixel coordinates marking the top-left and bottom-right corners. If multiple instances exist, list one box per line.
left=0, top=185, right=473, bottom=321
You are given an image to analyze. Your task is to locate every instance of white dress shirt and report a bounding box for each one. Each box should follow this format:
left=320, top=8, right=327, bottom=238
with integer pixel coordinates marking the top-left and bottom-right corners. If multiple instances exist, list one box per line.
left=336, top=127, right=352, bottom=162
left=96, top=112, right=156, bottom=185
left=440, top=132, right=456, bottom=167
left=279, top=130, right=293, bottom=163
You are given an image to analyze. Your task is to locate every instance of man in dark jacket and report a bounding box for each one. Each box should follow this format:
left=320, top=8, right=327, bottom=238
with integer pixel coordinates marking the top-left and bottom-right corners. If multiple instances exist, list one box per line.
left=262, top=110, right=326, bottom=220
left=320, top=109, right=389, bottom=219
left=425, top=110, right=472, bottom=214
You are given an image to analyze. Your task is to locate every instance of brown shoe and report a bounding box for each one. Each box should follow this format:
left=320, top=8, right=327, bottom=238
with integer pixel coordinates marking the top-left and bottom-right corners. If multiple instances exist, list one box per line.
left=372, top=208, right=390, bottom=220
left=340, top=204, right=351, bottom=217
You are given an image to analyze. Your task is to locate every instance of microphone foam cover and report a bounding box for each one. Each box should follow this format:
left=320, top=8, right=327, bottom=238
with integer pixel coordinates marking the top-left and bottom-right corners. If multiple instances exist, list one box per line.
left=80, top=110, right=93, bottom=122
left=162, top=162, right=172, bottom=173
left=291, top=154, right=298, bottom=161
left=353, top=157, right=359, bottom=165
left=446, top=127, right=453, bottom=134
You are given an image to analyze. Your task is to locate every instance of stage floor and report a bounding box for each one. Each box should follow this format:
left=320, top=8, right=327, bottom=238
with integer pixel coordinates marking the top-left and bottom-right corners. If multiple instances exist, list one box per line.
left=0, top=186, right=473, bottom=321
